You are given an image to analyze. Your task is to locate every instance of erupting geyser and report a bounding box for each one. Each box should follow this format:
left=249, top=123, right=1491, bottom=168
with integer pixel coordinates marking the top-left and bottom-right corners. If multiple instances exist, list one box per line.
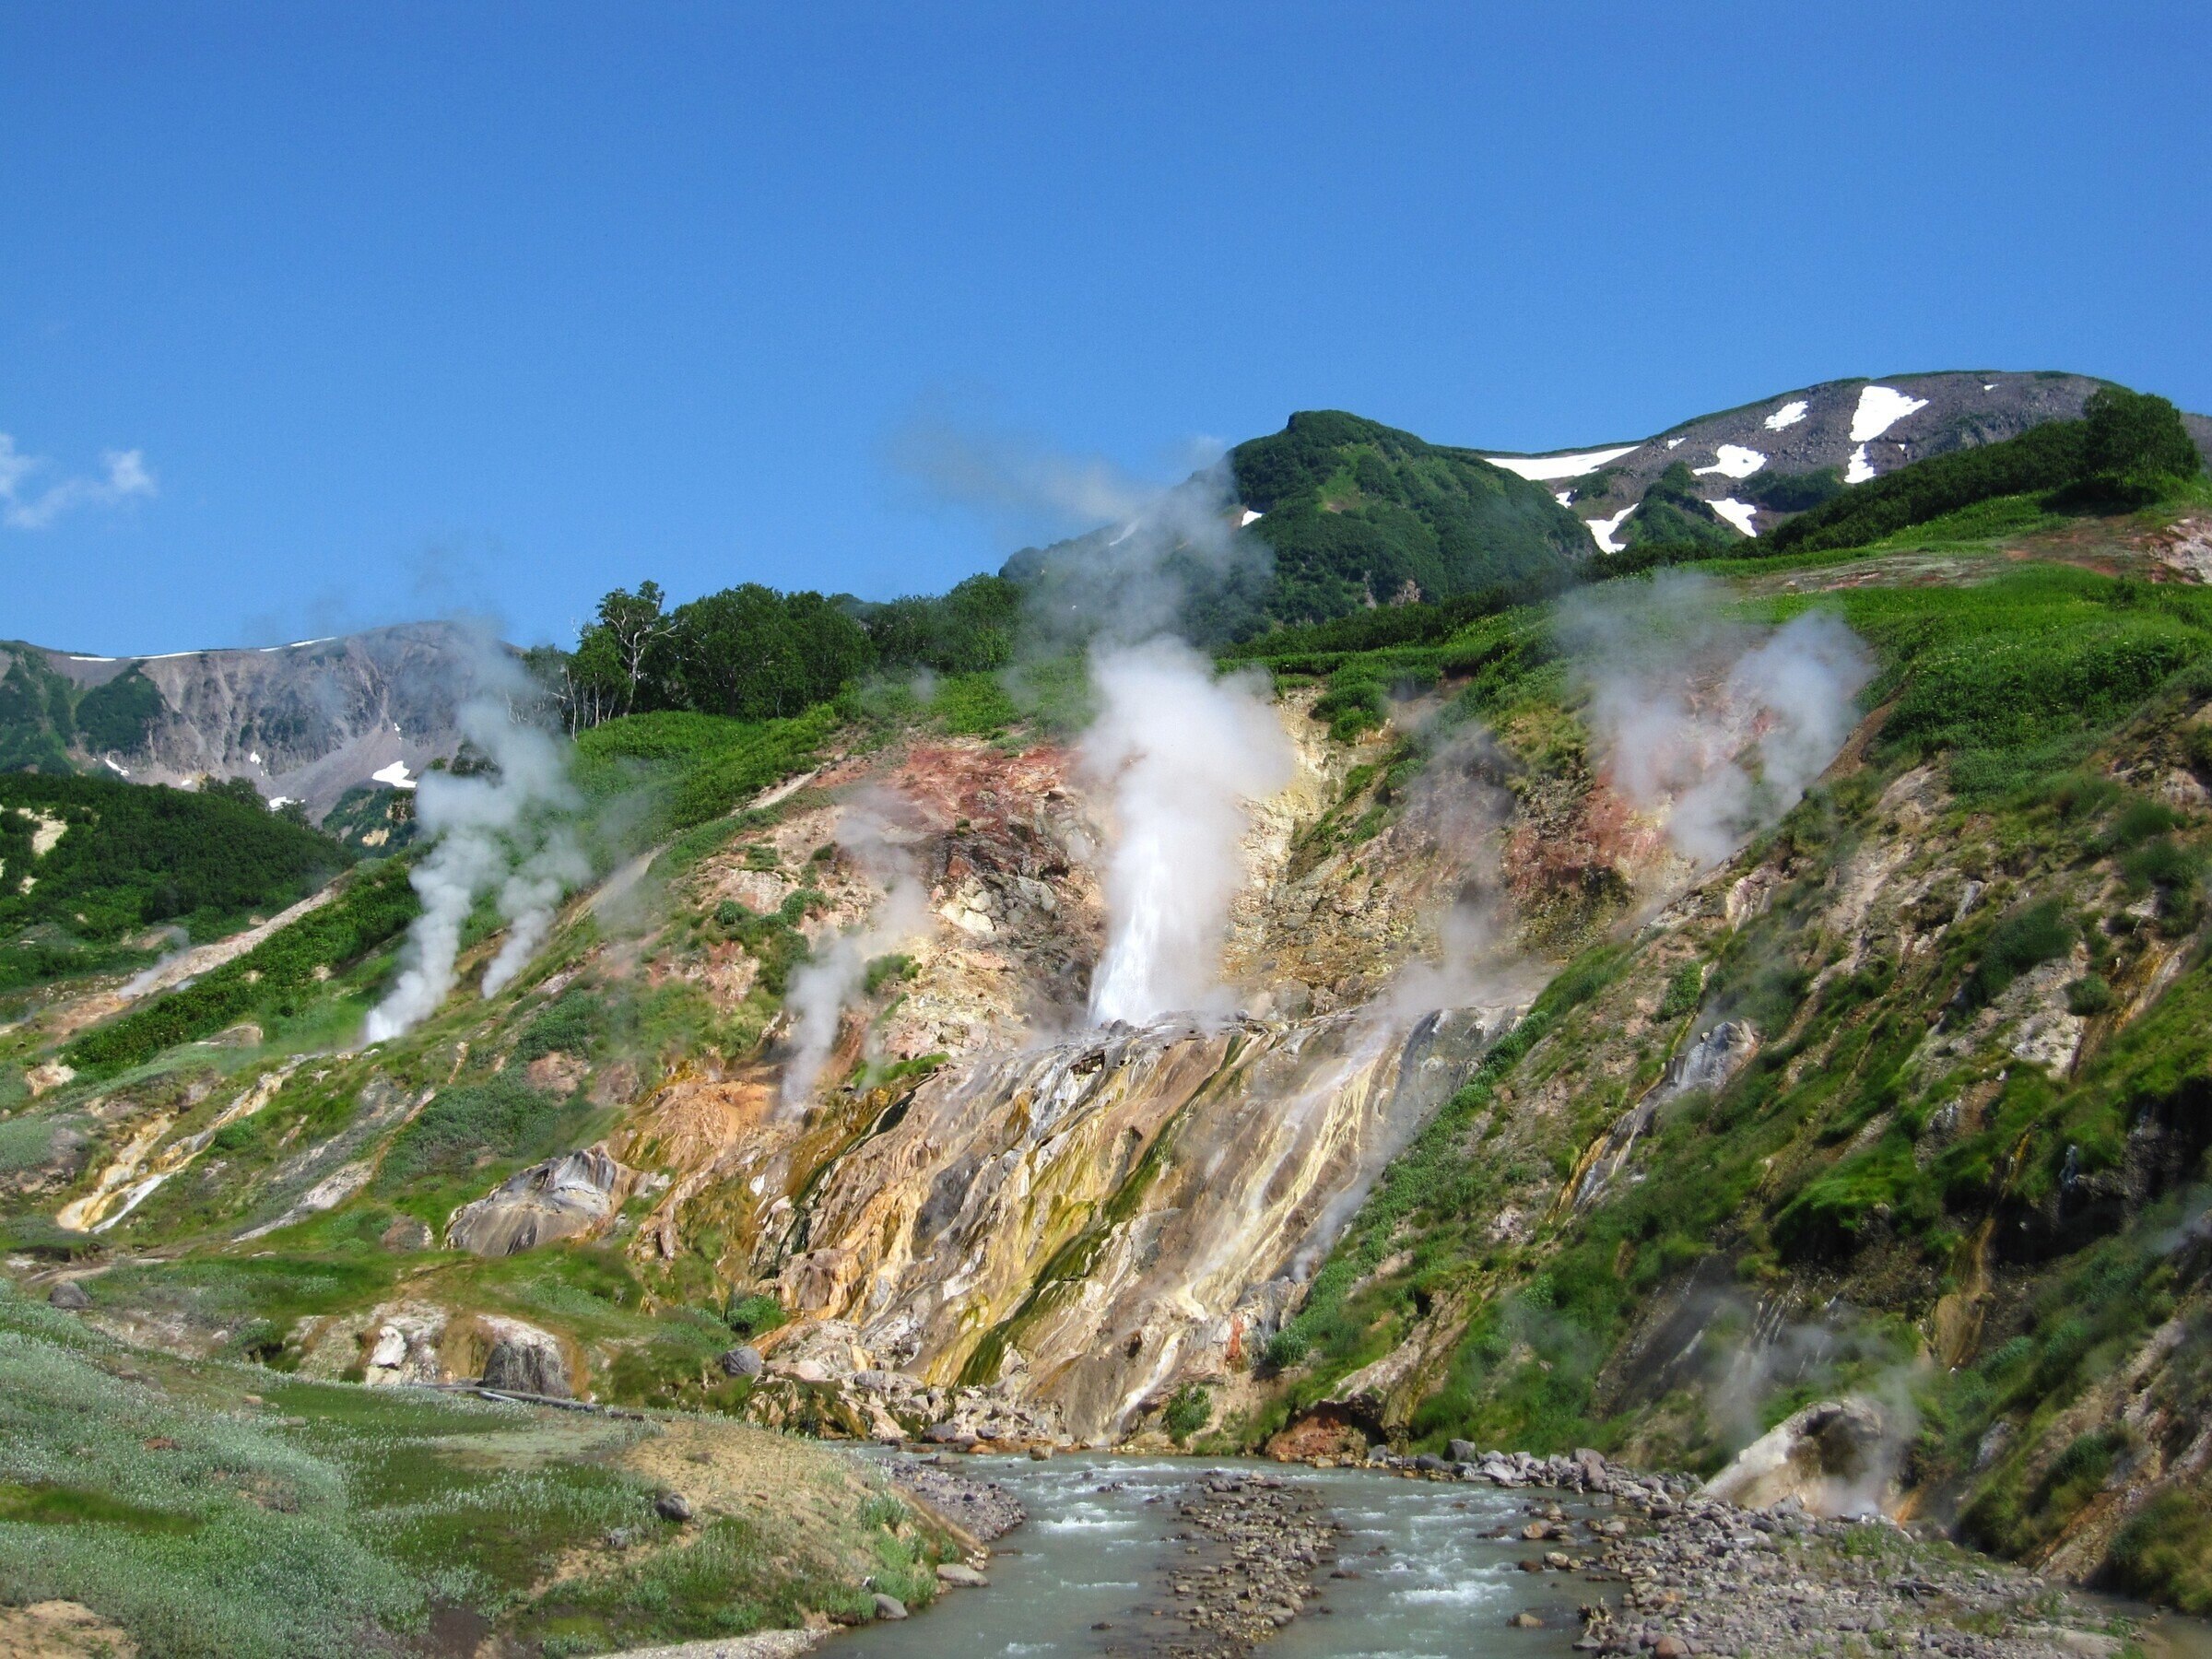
left=1082, top=637, right=1295, bottom=1025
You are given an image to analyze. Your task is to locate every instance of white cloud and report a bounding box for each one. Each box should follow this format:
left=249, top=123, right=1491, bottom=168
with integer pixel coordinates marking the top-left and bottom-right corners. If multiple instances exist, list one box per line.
left=0, top=434, right=158, bottom=530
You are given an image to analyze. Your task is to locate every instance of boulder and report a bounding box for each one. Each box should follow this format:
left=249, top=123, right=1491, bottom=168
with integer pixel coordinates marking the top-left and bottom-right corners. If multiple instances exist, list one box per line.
left=48, top=1280, right=90, bottom=1311
left=1703, top=1396, right=1893, bottom=1517
left=446, top=1146, right=633, bottom=1258
left=1448, top=1439, right=1480, bottom=1464
left=871, top=1594, right=908, bottom=1621
left=935, top=1562, right=989, bottom=1587
left=379, top=1216, right=434, bottom=1252
left=655, top=1492, right=693, bottom=1523
left=719, top=1346, right=765, bottom=1378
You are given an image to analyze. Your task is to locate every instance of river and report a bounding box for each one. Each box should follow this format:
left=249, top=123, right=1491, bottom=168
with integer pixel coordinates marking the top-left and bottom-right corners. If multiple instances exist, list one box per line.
left=839, top=1453, right=1596, bottom=1659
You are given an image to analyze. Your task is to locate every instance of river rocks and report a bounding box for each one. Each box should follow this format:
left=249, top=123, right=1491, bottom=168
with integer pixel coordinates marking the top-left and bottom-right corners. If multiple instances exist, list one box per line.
left=885, top=1456, right=1026, bottom=1542
left=1144, top=1473, right=1340, bottom=1656
left=870, top=1593, right=908, bottom=1620
left=1497, top=1468, right=2133, bottom=1659
left=935, top=1561, right=989, bottom=1587
left=445, top=1146, right=634, bottom=1257
left=47, top=1280, right=89, bottom=1310
left=719, top=1345, right=764, bottom=1378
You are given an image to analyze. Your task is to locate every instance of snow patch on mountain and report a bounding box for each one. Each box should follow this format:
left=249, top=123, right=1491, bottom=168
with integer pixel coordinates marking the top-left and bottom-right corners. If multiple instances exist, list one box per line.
left=1850, top=385, right=1930, bottom=443
left=1711, top=499, right=1760, bottom=536
left=1586, top=505, right=1635, bottom=553
left=1482, top=444, right=1639, bottom=481
left=1694, top=444, right=1767, bottom=479
left=1763, top=400, right=1809, bottom=431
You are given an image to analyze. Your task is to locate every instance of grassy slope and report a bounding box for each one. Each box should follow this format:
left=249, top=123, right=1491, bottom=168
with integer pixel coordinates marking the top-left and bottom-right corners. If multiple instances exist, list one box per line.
left=0, top=1285, right=952, bottom=1658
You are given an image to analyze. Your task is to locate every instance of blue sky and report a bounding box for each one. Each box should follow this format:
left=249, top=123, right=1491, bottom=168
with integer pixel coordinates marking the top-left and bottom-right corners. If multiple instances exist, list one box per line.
left=4, top=2, right=2207, bottom=654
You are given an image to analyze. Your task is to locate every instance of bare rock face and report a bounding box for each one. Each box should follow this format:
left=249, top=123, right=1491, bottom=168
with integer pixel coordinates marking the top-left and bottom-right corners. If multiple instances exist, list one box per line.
left=446, top=1146, right=634, bottom=1258
left=32, top=621, right=486, bottom=819
left=1704, top=1396, right=1896, bottom=1516
left=478, top=1319, right=573, bottom=1398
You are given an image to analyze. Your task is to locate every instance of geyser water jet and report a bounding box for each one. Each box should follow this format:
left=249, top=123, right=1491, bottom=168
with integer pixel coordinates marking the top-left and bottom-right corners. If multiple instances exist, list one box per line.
left=1082, top=637, right=1294, bottom=1025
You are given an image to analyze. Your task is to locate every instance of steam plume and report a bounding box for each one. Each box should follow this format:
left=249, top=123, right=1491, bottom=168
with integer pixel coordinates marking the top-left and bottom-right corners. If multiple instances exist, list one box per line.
left=364, top=693, right=582, bottom=1042
left=1559, top=572, right=1874, bottom=865
left=890, top=413, right=1271, bottom=646
left=1084, top=638, right=1295, bottom=1025
left=778, top=794, right=933, bottom=1111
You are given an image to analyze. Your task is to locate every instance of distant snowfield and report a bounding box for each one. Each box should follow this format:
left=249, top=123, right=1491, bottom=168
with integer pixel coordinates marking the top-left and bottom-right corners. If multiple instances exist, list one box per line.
left=1694, top=444, right=1767, bottom=479
left=1482, top=443, right=1640, bottom=481
left=1846, top=444, right=1877, bottom=484
left=1585, top=505, right=1635, bottom=553
left=1239, top=509, right=1263, bottom=526
left=1762, top=400, right=1809, bottom=431
left=371, top=760, right=418, bottom=791
left=1711, top=499, right=1759, bottom=536
left=1850, top=385, right=1929, bottom=443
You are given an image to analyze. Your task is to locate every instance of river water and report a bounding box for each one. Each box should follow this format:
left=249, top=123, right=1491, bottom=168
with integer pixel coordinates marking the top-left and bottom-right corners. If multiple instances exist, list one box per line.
left=838, top=1453, right=1596, bottom=1659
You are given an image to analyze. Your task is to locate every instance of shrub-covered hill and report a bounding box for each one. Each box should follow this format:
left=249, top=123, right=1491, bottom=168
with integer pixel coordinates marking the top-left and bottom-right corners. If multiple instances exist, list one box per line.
left=0, top=771, right=351, bottom=994
left=1227, top=409, right=1595, bottom=623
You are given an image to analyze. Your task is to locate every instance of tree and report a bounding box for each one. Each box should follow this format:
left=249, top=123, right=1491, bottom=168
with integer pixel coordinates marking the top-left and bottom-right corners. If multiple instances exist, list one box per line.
left=2083, top=387, right=2202, bottom=485
left=589, top=582, right=676, bottom=715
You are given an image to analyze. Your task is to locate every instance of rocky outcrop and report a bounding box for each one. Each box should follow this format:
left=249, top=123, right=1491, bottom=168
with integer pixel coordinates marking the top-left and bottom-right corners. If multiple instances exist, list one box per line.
left=446, top=1146, right=635, bottom=1257
left=772, top=1005, right=1511, bottom=1441
left=477, top=1316, right=574, bottom=1398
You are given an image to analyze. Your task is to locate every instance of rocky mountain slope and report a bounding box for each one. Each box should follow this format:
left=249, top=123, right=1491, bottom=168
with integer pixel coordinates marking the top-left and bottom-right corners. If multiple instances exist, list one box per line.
left=1478, top=370, right=2212, bottom=550
left=0, top=621, right=484, bottom=817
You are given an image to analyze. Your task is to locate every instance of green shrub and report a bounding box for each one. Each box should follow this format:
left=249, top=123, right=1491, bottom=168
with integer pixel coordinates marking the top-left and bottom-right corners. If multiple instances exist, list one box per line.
left=1162, top=1383, right=1212, bottom=1445
left=1967, top=899, right=2075, bottom=1006
left=1656, top=961, right=1704, bottom=1021
left=724, top=1294, right=785, bottom=1338
left=2065, top=975, right=2115, bottom=1017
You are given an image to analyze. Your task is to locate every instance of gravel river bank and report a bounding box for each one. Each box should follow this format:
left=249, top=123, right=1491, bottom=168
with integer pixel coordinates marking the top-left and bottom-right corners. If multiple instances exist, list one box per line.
left=831, top=1450, right=2159, bottom=1659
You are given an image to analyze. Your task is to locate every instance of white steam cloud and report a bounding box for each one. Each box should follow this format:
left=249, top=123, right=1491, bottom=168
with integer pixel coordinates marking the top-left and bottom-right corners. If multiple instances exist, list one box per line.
left=1560, top=572, right=1874, bottom=866
left=778, top=794, right=934, bottom=1112
left=1084, top=637, right=1295, bottom=1025
left=890, top=414, right=1271, bottom=646
left=363, top=692, right=584, bottom=1042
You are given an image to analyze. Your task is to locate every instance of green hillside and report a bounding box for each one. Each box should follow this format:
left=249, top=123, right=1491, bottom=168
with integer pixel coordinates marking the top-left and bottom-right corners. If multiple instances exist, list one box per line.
left=0, top=772, right=352, bottom=996
left=1229, top=409, right=1594, bottom=623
